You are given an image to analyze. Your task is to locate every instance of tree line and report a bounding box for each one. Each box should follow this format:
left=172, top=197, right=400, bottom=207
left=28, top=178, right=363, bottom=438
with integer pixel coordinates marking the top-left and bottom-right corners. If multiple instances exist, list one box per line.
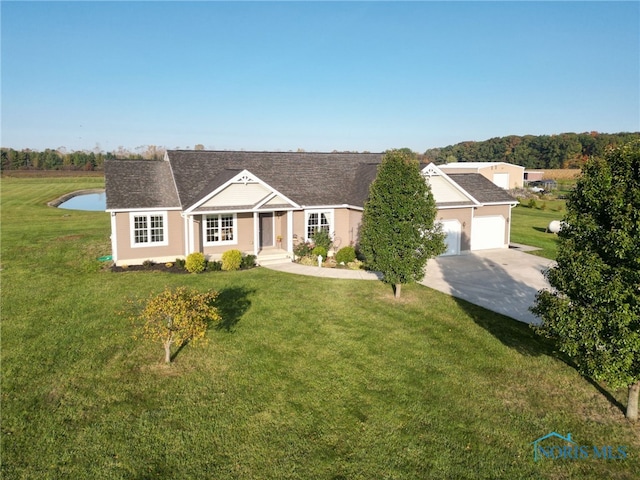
left=2, top=131, right=639, bottom=171
left=424, top=132, right=640, bottom=169
left=0, top=145, right=166, bottom=171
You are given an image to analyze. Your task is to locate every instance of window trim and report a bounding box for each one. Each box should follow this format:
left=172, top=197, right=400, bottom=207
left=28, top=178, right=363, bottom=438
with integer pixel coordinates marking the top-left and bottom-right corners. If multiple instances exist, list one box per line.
left=203, top=213, right=238, bottom=246
left=129, top=212, right=169, bottom=248
left=304, top=209, right=334, bottom=242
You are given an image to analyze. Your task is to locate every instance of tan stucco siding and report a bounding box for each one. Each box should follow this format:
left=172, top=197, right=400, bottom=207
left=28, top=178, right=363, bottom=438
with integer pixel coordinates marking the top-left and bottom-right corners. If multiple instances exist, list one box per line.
left=437, top=208, right=472, bottom=251
left=332, top=208, right=359, bottom=251
left=292, top=210, right=306, bottom=243
left=113, top=210, right=184, bottom=265
left=348, top=210, right=363, bottom=246
left=275, top=212, right=288, bottom=247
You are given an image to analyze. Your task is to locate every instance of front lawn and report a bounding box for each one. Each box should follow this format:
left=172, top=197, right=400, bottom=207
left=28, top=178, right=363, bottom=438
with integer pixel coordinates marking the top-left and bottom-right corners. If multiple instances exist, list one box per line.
left=1, top=177, right=638, bottom=479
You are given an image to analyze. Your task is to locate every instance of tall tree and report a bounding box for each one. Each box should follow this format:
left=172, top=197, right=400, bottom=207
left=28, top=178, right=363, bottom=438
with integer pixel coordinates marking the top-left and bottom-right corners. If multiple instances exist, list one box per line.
left=531, top=141, right=640, bottom=421
left=359, top=149, right=445, bottom=299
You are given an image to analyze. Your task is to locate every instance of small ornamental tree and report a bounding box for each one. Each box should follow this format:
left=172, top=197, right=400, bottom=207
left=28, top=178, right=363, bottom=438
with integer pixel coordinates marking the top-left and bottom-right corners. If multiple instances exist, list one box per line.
left=531, top=140, right=640, bottom=421
left=359, top=149, right=446, bottom=298
left=132, top=286, right=221, bottom=363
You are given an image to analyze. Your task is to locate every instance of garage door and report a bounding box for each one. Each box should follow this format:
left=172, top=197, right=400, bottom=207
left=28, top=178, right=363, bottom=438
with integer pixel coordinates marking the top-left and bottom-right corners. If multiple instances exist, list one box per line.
left=471, top=216, right=505, bottom=250
left=439, top=219, right=461, bottom=256
left=492, top=173, right=509, bottom=189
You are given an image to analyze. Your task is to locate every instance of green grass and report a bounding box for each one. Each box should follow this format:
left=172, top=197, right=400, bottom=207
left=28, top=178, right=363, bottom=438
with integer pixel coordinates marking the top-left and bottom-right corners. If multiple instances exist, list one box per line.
left=2, top=177, right=638, bottom=479
left=511, top=199, right=567, bottom=260
left=511, top=181, right=576, bottom=260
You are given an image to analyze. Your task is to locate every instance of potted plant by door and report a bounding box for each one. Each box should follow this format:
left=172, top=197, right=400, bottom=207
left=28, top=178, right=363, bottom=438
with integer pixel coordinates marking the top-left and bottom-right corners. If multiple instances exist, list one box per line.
left=276, top=235, right=283, bottom=248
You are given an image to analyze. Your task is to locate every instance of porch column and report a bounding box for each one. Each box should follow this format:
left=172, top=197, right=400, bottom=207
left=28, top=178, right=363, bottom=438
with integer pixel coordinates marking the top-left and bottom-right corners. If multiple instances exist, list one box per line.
left=287, top=210, right=293, bottom=253
left=188, top=215, right=195, bottom=255
left=253, top=212, right=259, bottom=256
left=110, top=213, right=118, bottom=263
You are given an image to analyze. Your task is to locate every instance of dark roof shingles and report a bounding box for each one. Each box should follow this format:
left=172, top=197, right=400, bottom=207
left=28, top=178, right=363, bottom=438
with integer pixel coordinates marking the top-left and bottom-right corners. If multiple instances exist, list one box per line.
left=167, top=151, right=383, bottom=209
left=447, top=173, right=517, bottom=204
left=105, top=159, right=179, bottom=210
left=105, top=153, right=516, bottom=212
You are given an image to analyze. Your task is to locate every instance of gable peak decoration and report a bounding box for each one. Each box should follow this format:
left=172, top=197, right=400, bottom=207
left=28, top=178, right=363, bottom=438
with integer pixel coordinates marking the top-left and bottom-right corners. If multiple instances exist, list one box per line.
left=236, top=172, right=255, bottom=185
left=421, top=163, right=442, bottom=177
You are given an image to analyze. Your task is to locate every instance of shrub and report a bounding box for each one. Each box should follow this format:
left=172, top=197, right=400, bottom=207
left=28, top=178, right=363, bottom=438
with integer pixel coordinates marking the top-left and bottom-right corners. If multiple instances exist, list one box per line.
left=185, top=252, right=206, bottom=273
left=206, top=260, right=222, bottom=271
left=527, top=198, right=538, bottom=209
left=241, top=254, right=257, bottom=269
left=294, top=241, right=313, bottom=259
left=221, top=249, right=242, bottom=271
left=175, top=258, right=186, bottom=270
left=298, top=255, right=318, bottom=266
left=165, top=262, right=173, bottom=268
left=347, top=259, right=364, bottom=270
left=311, top=229, right=333, bottom=253
left=311, top=246, right=327, bottom=261
left=142, top=259, right=155, bottom=269
left=335, top=246, right=356, bottom=264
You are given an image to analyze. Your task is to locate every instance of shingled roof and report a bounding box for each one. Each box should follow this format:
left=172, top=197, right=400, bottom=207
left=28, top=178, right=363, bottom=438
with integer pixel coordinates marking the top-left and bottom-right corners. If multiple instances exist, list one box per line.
left=105, top=159, right=180, bottom=210
left=447, top=173, right=517, bottom=204
left=167, top=150, right=384, bottom=209
left=105, top=151, right=516, bottom=211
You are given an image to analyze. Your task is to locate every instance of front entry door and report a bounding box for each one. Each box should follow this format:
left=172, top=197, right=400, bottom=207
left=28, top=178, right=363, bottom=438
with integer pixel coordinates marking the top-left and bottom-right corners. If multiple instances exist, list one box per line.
left=260, top=213, right=273, bottom=247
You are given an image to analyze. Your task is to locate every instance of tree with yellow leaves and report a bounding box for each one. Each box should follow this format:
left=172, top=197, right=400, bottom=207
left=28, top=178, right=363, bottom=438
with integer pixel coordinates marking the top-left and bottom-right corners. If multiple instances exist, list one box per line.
left=132, top=286, right=221, bottom=363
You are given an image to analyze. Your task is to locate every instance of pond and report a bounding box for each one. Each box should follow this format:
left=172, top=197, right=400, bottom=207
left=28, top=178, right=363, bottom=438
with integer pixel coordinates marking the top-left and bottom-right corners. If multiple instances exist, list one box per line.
left=58, top=192, right=106, bottom=211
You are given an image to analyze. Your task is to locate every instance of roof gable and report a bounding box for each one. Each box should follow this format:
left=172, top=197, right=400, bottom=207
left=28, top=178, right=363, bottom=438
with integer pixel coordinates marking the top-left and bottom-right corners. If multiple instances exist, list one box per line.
left=167, top=150, right=384, bottom=209
left=187, top=169, right=300, bottom=213
left=421, top=163, right=479, bottom=206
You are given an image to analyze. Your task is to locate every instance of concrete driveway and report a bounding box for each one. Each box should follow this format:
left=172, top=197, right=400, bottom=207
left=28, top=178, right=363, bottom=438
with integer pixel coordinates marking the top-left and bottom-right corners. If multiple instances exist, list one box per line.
left=421, top=248, right=554, bottom=324
left=265, top=247, right=554, bottom=324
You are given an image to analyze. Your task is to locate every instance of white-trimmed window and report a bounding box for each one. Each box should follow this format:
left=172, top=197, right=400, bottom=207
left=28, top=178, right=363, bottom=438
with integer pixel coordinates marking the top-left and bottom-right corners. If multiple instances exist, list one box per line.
left=130, top=212, right=168, bottom=247
left=305, top=209, right=333, bottom=241
left=204, top=213, right=237, bottom=246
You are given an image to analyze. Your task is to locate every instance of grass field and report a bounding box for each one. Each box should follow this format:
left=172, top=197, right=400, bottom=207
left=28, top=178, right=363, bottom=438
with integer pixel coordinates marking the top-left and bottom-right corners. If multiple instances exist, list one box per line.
left=510, top=176, right=577, bottom=259
left=511, top=199, right=567, bottom=260
left=2, top=177, right=638, bottom=479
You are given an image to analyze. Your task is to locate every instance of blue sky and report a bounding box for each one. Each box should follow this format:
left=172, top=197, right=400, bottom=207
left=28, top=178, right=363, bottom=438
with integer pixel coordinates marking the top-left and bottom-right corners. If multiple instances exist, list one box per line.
left=2, top=1, right=639, bottom=153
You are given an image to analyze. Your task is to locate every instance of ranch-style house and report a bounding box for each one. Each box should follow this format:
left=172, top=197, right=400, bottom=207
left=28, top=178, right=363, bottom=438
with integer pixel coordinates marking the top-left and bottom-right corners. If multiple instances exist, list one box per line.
left=104, top=151, right=518, bottom=266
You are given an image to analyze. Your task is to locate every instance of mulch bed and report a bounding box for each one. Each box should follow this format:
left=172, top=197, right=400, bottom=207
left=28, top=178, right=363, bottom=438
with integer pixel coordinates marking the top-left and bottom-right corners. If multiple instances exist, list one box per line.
left=110, top=263, right=257, bottom=274
left=111, top=263, right=190, bottom=274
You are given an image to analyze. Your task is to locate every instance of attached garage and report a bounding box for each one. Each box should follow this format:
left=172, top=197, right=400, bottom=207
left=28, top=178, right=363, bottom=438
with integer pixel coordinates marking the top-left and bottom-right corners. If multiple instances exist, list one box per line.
left=471, top=215, right=506, bottom=250
left=439, top=219, right=461, bottom=256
